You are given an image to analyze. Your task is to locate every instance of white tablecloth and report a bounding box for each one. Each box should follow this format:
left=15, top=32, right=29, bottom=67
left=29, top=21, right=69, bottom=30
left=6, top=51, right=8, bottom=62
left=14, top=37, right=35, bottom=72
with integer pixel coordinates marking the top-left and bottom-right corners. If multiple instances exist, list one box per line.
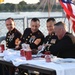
left=1, top=49, right=75, bottom=75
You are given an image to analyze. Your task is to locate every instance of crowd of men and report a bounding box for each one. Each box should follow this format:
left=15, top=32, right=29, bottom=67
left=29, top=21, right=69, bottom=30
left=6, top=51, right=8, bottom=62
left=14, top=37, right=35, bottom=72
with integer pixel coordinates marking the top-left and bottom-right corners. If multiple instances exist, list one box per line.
left=0, top=17, right=75, bottom=75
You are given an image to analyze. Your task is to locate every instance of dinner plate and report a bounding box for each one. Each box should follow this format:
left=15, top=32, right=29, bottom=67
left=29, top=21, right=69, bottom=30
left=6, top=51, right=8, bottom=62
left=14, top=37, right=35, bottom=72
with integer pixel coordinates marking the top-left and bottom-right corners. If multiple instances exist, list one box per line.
left=53, top=58, right=75, bottom=64
left=63, top=58, right=75, bottom=62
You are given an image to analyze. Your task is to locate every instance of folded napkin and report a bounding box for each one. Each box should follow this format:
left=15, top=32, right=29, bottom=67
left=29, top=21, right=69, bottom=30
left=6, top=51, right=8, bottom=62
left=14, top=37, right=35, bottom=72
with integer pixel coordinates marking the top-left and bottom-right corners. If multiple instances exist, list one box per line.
left=11, top=57, right=27, bottom=66
left=3, top=49, right=20, bottom=62
left=3, top=49, right=27, bottom=66
left=0, top=53, right=4, bottom=57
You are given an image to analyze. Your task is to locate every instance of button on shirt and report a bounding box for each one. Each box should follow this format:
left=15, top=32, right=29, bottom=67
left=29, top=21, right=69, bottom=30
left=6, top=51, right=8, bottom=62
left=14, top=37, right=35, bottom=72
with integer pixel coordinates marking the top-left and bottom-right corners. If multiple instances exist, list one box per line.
left=43, top=33, right=58, bottom=52
left=6, top=28, right=22, bottom=49
left=21, top=28, right=44, bottom=49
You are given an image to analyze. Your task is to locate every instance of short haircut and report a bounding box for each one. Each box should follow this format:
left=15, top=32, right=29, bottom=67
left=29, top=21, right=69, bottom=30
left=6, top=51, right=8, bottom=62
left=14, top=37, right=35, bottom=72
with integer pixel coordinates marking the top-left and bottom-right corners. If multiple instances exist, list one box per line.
left=5, top=17, right=14, bottom=21
left=31, top=18, right=40, bottom=22
left=54, top=21, right=65, bottom=27
left=47, top=18, right=55, bottom=23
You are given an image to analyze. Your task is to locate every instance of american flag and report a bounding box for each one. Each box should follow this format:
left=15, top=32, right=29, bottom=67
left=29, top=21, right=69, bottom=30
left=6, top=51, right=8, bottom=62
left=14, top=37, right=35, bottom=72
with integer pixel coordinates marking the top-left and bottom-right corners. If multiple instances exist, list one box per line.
left=59, top=0, right=75, bottom=32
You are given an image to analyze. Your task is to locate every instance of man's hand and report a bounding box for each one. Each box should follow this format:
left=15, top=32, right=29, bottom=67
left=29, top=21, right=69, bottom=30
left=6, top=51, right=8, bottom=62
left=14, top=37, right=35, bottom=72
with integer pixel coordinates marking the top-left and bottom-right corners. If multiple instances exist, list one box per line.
left=15, top=45, right=20, bottom=50
left=45, top=44, right=51, bottom=47
left=38, top=45, right=43, bottom=50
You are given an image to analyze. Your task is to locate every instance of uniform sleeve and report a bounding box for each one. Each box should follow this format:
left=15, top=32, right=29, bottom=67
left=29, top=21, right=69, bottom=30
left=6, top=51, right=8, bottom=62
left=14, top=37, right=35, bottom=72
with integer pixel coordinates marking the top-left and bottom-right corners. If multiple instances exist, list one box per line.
left=16, top=32, right=22, bottom=39
left=37, top=33, right=44, bottom=45
left=15, top=31, right=22, bottom=46
left=50, top=36, right=73, bottom=56
left=30, top=43, right=38, bottom=49
left=30, top=34, right=44, bottom=49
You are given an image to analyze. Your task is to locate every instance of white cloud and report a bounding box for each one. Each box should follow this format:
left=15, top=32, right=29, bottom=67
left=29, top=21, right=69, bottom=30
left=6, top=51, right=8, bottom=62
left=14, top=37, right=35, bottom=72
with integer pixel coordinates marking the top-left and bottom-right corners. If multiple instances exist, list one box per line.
left=25, top=0, right=39, bottom=4
left=4, top=0, right=39, bottom=4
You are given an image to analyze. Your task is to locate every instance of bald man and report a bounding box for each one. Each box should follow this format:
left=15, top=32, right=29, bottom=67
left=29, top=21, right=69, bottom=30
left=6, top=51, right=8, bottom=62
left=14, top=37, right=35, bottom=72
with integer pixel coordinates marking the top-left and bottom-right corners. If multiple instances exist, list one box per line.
left=49, top=21, right=75, bottom=58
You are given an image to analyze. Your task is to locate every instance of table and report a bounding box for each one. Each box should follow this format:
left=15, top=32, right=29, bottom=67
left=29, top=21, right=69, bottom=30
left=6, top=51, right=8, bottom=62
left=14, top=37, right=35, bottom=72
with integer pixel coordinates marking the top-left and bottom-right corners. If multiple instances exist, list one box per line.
left=0, top=58, right=56, bottom=75
left=1, top=50, right=75, bottom=75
